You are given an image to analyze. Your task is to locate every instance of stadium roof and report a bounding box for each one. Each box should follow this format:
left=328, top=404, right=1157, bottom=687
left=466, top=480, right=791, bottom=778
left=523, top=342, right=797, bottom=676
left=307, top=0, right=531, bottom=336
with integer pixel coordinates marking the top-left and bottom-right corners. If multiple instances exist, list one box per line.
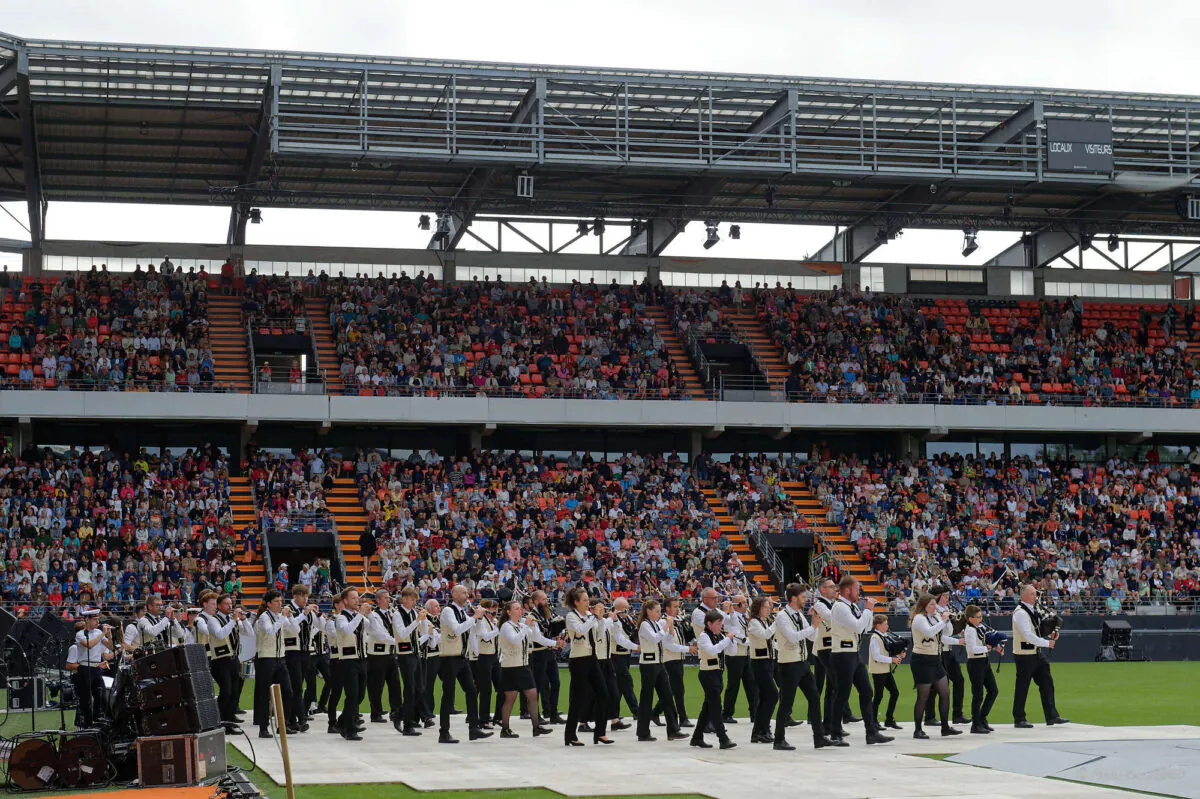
left=2, top=31, right=1199, bottom=257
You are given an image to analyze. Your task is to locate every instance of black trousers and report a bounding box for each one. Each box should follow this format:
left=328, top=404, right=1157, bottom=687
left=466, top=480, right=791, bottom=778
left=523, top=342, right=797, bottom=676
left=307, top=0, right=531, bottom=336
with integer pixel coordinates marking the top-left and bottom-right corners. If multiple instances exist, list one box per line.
left=967, top=659, right=998, bottom=723
left=284, top=651, right=308, bottom=726
left=565, top=655, right=609, bottom=743
left=470, top=654, right=501, bottom=723
left=367, top=654, right=402, bottom=718
left=438, top=656, right=479, bottom=734
left=694, top=669, right=728, bottom=742
left=1012, top=654, right=1057, bottom=723
left=927, top=650, right=965, bottom=720
left=75, top=666, right=104, bottom=727
left=612, top=653, right=639, bottom=716
left=305, top=654, right=329, bottom=709
left=814, top=649, right=841, bottom=723
left=397, top=653, right=420, bottom=728
left=210, top=657, right=239, bottom=722
left=750, top=659, right=777, bottom=737
left=581, top=658, right=619, bottom=721
left=254, top=656, right=293, bottom=731
left=420, top=656, right=438, bottom=719
left=635, top=662, right=679, bottom=738
left=337, top=659, right=366, bottom=733
left=326, top=658, right=344, bottom=725
left=652, top=660, right=688, bottom=722
left=830, top=652, right=876, bottom=738
left=775, top=661, right=824, bottom=743
left=871, top=671, right=899, bottom=722
left=723, top=655, right=757, bottom=719
left=529, top=649, right=560, bottom=719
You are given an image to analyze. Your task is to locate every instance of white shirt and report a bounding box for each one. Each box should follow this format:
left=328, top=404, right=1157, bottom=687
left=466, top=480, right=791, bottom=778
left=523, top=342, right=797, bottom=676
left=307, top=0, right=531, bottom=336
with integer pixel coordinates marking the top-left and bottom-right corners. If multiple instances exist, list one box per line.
left=690, top=604, right=725, bottom=639
left=1012, top=601, right=1051, bottom=651
left=608, top=618, right=639, bottom=653
left=439, top=604, right=475, bottom=657
left=911, top=614, right=948, bottom=656
left=566, top=609, right=598, bottom=658
left=963, top=624, right=989, bottom=658
left=868, top=632, right=892, bottom=664
left=829, top=596, right=873, bottom=651
left=74, top=629, right=108, bottom=666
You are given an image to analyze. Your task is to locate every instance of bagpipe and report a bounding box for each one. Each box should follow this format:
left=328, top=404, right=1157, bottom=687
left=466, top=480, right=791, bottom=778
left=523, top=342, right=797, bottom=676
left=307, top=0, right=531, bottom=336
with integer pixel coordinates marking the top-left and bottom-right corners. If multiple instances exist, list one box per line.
left=1036, top=602, right=1062, bottom=640
left=880, top=630, right=909, bottom=658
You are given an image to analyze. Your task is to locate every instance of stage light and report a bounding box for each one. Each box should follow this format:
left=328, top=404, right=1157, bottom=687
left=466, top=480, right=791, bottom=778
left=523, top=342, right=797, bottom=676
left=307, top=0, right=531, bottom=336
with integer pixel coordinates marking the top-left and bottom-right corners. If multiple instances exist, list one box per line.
left=729, top=225, right=741, bottom=240
left=961, top=229, right=978, bottom=257
left=248, top=208, right=262, bottom=225
left=1108, top=233, right=1120, bottom=252
left=1081, top=233, right=1094, bottom=250
left=577, top=221, right=589, bottom=236
left=592, top=218, right=605, bottom=236
left=418, top=215, right=431, bottom=231
left=703, top=221, right=720, bottom=250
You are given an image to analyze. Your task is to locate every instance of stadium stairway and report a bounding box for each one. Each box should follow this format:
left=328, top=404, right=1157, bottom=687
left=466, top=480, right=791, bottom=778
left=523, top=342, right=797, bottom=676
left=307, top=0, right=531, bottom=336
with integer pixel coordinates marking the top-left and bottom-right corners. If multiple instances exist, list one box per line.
left=700, top=487, right=778, bottom=595
left=644, top=306, right=709, bottom=399
left=207, top=295, right=253, bottom=392
left=726, top=308, right=788, bottom=392
left=230, top=477, right=267, bottom=605
left=328, top=477, right=376, bottom=587
left=779, top=481, right=884, bottom=601
left=303, top=297, right=342, bottom=395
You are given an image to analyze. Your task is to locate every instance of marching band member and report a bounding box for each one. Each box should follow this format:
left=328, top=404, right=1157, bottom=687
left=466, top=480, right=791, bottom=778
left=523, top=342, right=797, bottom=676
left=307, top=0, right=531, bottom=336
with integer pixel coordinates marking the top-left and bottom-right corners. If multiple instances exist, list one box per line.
left=468, top=599, right=502, bottom=730
left=605, top=600, right=639, bottom=730
left=926, top=588, right=969, bottom=726
left=828, top=577, right=891, bottom=745
left=419, top=598, right=441, bottom=728
left=1012, top=584, right=1068, bottom=728
left=254, top=589, right=301, bottom=739
left=137, top=594, right=174, bottom=651
left=722, top=594, right=757, bottom=726
left=690, top=609, right=736, bottom=750
left=811, top=578, right=846, bottom=727
left=908, top=592, right=957, bottom=739
left=610, top=597, right=641, bottom=720
left=305, top=600, right=331, bottom=717
left=772, top=582, right=839, bottom=751
left=365, top=588, right=405, bottom=731
left=962, top=604, right=1001, bottom=734
left=580, top=598, right=628, bottom=732
left=196, top=590, right=244, bottom=734
left=437, top=585, right=491, bottom=744
left=634, top=599, right=688, bottom=742
left=746, top=596, right=778, bottom=744
left=529, top=591, right=565, bottom=724
left=123, top=603, right=144, bottom=652
left=652, top=597, right=693, bottom=728
left=563, top=586, right=612, bottom=746
left=224, top=595, right=252, bottom=723
left=334, top=587, right=369, bottom=741
left=496, top=599, right=553, bottom=738
left=73, top=609, right=111, bottom=728
left=285, top=585, right=319, bottom=731
left=393, top=586, right=428, bottom=735
left=868, top=614, right=903, bottom=731
left=689, top=587, right=726, bottom=639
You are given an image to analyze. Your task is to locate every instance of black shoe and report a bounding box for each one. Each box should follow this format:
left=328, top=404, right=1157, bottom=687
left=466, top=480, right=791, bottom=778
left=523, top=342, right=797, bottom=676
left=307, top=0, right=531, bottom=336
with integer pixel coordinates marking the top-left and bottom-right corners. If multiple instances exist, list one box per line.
left=580, top=722, right=593, bottom=733
left=500, top=728, right=519, bottom=739
left=953, top=715, right=972, bottom=725
left=786, top=718, right=802, bottom=727
left=595, top=737, right=614, bottom=745
left=258, top=730, right=272, bottom=739
left=611, top=720, right=631, bottom=731
left=492, top=716, right=503, bottom=726
left=296, top=722, right=310, bottom=733
left=667, top=733, right=689, bottom=741
left=1047, top=717, right=1071, bottom=726
left=941, top=726, right=963, bottom=737
left=285, top=726, right=301, bottom=735
left=341, top=731, right=362, bottom=741
left=1015, top=720, right=1034, bottom=729
left=773, top=740, right=796, bottom=751
left=534, top=726, right=553, bottom=736
left=984, top=721, right=995, bottom=732
left=314, top=706, right=327, bottom=715
left=815, top=736, right=849, bottom=748
left=651, top=715, right=665, bottom=727
left=423, top=717, right=435, bottom=728
left=866, top=732, right=893, bottom=744
left=751, top=733, right=773, bottom=744
left=520, top=711, right=531, bottom=720
left=450, top=708, right=464, bottom=715
left=844, top=714, right=861, bottom=724
left=719, top=739, right=737, bottom=750
left=831, top=731, right=848, bottom=740
left=913, top=729, right=929, bottom=740
left=885, top=720, right=902, bottom=730
left=970, top=724, right=990, bottom=734
left=551, top=715, right=568, bottom=725
left=402, top=727, right=421, bottom=737
left=678, top=719, right=693, bottom=728
left=327, top=723, right=339, bottom=734
left=637, top=735, right=657, bottom=742
left=924, top=716, right=936, bottom=726
left=565, top=739, right=584, bottom=747
left=371, top=715, right=388, bottom=723
left=224, top=724, right=243, bottom=736
left=439, top=733, right=459, bottom=744
left=690, top=738, right=712, bottom=749
left=478, top=722, right=494, bottom=731
left=723, top=716, right=737, bottom=724
left=469, top=728, right=493, bottom=741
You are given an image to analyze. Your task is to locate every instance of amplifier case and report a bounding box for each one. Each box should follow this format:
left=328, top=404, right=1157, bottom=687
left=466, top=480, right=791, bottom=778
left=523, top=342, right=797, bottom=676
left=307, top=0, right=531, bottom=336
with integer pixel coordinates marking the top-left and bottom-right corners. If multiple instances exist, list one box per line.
left=135, top=729, right=226, bottom=787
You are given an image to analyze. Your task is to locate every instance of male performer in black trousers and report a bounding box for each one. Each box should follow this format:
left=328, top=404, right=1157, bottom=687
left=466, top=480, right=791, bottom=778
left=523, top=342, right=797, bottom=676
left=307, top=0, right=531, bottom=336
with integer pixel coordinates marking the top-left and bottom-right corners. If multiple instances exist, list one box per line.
left=825, top=577, right=891, bottom=745
left=1011, top=585, right=1069, bottom=728
left=324, top=593, right=346, bottom=733
left=812, top=578, right=844, bottom=726
left=419, top=599, right=441, bottom=725
left=611, top=598, right=640, bottom=718
left=436, top=585, right=492, bottom=743
left=334, top=588, right=368, bottom=741
left=393, top=587, right=427, bottom=735
left=364, top=589, right=405, bottom=730
left=529, top=591, right=565, bottom=723
left=284, top=584, right=316, bottom=731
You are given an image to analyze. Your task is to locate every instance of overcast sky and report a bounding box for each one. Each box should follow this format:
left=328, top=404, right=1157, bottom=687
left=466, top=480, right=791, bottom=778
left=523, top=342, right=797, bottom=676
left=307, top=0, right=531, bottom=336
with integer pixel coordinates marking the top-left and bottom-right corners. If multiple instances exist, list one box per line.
left=2, top=0, right=1198, bottom=267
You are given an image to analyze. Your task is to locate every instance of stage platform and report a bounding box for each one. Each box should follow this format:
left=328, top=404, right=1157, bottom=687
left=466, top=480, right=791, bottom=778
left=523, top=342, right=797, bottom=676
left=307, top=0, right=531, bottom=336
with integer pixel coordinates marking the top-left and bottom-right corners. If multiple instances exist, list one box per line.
left=229, top=718, right=1200, bottom=798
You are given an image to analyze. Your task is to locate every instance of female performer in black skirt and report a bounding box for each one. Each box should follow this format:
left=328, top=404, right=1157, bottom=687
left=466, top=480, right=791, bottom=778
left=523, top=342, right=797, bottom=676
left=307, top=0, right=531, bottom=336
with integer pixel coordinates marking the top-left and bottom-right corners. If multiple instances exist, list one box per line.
left=497, top=600, right=553, bottom=738
left=908, top=593, right=961, bottom=739
left=563, top=586, right=613, bottom=746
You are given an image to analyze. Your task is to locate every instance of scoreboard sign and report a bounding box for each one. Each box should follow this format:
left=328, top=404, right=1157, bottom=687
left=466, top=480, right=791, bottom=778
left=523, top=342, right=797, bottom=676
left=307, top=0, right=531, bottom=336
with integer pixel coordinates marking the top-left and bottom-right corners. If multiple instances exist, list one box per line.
left=1046, top=120, right=1114, bottom=173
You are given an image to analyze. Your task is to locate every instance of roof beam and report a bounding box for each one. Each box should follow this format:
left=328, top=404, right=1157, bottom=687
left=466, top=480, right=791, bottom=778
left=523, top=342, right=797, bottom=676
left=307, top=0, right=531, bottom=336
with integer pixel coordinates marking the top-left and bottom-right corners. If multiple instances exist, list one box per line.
left=623, top=90, right=797, bottom=256
left=227, top=63, right=279, bottom=247
left=14, top=49, right=44, bottom=247
left=0, top=58, right=16, bottom=98
left=986, top=194, right=1151, bottom=268
left=809, top=101, right=1044, bottom=263
left=430, top=78, right=544, bottom=251
left=1165, top=246, right=1200, bottom=272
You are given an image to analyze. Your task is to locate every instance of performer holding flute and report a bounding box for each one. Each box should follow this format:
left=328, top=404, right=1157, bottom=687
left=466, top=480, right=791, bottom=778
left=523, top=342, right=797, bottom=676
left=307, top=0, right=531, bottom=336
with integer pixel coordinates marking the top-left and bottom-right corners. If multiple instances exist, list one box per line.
left=690, top=609, right=736, bottom=750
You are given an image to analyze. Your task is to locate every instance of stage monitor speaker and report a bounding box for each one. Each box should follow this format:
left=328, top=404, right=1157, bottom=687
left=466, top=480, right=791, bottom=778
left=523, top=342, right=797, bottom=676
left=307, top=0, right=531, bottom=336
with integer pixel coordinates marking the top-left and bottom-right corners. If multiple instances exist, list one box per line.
left=141, top=699, right=222, bottom=736
left=134, top=644, right=209, bottom=680
left=38, top=611, right=77, bottom=644
left=1101, top=619, right=1133, bottom=647
left=136, top=729, right=226, bottom=786
left=138, top=670, right=216, bottom=710
left=7, top=676, right=45, bottom=709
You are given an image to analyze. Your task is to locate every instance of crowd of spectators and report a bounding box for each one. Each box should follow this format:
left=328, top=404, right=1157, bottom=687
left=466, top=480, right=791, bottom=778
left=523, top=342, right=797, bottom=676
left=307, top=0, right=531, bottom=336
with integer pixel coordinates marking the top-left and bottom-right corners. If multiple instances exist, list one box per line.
left=247, top=447, right=335, bottom=533
left=0, top=444, right=246, bottom=616
left=695, top=452, right=812, bottom=540
left=0, top=265, right=220, bottom=392
left=801, top=450, right=1200, bottom=614
left=240, top=271, right=309, bottom=332
left=755, top=286, right=1200, bottom=406
left=327, top=274, right=686, bottom=399
left=348, top=448, right=747, bottom=604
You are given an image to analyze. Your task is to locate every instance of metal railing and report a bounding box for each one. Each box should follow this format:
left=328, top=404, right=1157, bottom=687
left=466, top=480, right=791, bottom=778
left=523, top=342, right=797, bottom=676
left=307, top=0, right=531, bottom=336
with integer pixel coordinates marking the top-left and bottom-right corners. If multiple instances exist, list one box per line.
left=741, top=523, right=785, bottom=590
left=718, top=374, right=785, bottom=402
left=780, top=389, right=1200, bottom=409
left=682, top=328, right=715, bottom=388
left=247, top=317, right=258, bottom=394
left=247, top=315, right=309, bottom=335
left=259, top=509, right=335, bottom=534
left=0, top=377, right=238, bottom=393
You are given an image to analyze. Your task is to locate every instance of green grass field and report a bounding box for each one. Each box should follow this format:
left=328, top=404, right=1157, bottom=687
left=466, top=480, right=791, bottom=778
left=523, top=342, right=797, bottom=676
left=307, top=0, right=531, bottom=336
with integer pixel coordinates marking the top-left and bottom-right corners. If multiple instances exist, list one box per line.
left=12, top=662, right=1197, bottom=799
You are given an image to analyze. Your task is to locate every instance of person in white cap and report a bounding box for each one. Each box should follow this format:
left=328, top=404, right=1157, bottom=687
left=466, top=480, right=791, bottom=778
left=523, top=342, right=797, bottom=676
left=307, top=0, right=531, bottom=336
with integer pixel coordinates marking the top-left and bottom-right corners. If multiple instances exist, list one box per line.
left=73, top=609, right=113, bottom=727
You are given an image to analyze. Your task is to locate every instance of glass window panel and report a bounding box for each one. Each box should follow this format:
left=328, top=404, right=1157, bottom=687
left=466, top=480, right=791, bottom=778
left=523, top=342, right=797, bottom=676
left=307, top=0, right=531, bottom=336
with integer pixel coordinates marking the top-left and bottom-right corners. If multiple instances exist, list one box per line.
left=1117, top=283, right=1131, bottom=298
